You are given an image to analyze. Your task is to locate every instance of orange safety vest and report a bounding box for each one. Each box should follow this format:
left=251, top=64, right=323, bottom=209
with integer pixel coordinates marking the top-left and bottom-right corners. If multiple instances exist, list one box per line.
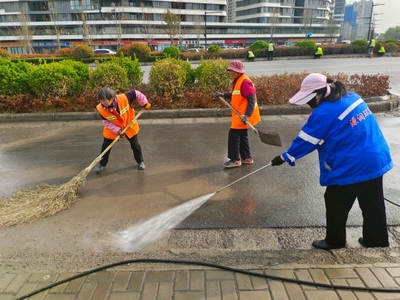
left=230, top=74, right=261, bottom=129
left=96, top=94, right=139, bottom=139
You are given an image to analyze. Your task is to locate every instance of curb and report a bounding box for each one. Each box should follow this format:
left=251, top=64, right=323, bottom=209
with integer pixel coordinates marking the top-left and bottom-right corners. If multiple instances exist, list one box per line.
left=0, top=96, right=398, bottom=123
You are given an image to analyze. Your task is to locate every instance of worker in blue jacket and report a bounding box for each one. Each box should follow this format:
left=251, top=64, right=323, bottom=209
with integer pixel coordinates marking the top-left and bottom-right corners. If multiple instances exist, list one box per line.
left=270, top=73, right=393, bottom=250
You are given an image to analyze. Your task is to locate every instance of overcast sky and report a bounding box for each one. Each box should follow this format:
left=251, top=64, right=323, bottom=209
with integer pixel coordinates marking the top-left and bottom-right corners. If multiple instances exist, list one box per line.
left=345, top=0, right=400, bottom=33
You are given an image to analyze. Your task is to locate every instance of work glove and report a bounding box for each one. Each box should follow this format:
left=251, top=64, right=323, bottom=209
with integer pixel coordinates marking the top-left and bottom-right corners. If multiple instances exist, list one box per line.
left=271, top=155, right=285, bottom=166
left=117, top=129, right=126, bottom=138
left=214, top=92, right=224, bottom=98
left=143, top=102, right=151, bottom=110
left=241, top=115, right=248, bottom=125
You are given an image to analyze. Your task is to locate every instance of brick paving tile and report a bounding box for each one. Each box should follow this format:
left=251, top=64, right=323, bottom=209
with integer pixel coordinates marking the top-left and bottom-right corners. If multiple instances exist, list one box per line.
left=87, top=271, right=116, bottom=282
left=283, top=282, right=306, bottom=300
left=189, top=270, right=205, bottom=290
left=109, top=291, right=140, bottom=300
left=49, top=273, right=74, bottom=293
left=91, top=282, right=112, bottom=300
left=175, top=270, right=189, bottom=290
left=141, top=281, right=158, bottom=300
left=14, top=282, right=37, bottom=299
left=145, top=270, right=174, bottom=281
left=174, top=291, right=205, bottom=300
left=325, top=268, right=358, bottom=279
left=238, top=290, right=271, bottom=300
left=0, top=274, right=16, bottom=293
left=370, top=268, right=399, bottom=288
left=127, top=271, right=145, bottom=291
left=330, top=279, right=358, bottom=300
left=268, top=280, right=288, bottom=300
left=303, top=290, right=340, bottom=300
left=356, top=268, right=383, bottom=288
left=0, top=295, right=14, bottom=300
left=44, top=294, right=75, bottom=300
left=309, top=269, right=330, bottom=285
left=220, top=281, right=237, bottom=300
left=158, top=281, right=173, bottom=300
left=206, top=270, right=235, bottom=280
left=28, top=273, right=57, bottom=283
left=112, top=271, right=130, bottom=291
left=3, top=273, right=30, bottom=294
left=75, top=282, right=96, bottom=300
left=294, top=269, right=317, bottom=290
left=387, top=268, right=400, bottom=277
left=236, top=273, right=253, bottom=290
left=64, top=276, right=86, bottom=294
left=372, top=291, right=400, bottom=300
left=205, top=280, right=220, bottom=300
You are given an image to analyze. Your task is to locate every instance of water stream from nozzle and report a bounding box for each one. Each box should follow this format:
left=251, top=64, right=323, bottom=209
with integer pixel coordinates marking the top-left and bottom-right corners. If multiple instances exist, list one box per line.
left=117, top=193, right=215, bottom=252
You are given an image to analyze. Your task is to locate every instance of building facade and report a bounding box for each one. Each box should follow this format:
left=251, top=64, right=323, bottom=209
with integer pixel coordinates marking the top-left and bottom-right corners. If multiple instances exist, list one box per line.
left=0, top=0, right=340, bottom=54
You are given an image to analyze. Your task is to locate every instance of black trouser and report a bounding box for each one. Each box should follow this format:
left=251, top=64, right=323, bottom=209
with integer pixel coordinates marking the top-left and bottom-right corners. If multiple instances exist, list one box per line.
left=324, top=176, right=389, bottom=247
left=99, top=135, right=143, bottom=167
left=228, top=128, right=251, bottom=161
left=267, top=51, right=274, bottom=60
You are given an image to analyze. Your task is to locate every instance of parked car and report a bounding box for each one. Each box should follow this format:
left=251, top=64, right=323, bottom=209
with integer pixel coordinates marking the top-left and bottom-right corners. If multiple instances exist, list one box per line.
left=94, top=49, right=116, bottom=55
left=187, top=48, right=199, bottom=52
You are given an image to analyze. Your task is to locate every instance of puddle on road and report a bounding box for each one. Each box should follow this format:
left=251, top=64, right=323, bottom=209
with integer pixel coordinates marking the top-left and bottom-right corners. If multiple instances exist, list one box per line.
left=115, top=193, right=215, bottom=252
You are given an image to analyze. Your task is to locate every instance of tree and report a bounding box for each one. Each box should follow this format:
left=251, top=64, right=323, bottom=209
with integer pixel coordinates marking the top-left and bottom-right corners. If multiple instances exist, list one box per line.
left=163, top=9, right=180, bottom=45
left=80, top=10, right=95, bottom=45
left=269, top=7, right=279, bottom=40
left=140, top=4, right=156, bottom=48
left=15, top=2, right=35, bottom=54
left=192, top=15, right=204, bottom=48
left=324, top=17, right=339, bottom=43
left=48, top=0, right=63, bottom=51
left=302, top=9, right=313, bottom=39
left=109, top=5, right=124, bottom=48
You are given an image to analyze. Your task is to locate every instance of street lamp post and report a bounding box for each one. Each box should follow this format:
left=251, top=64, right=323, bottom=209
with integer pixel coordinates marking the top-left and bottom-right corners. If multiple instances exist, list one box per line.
left=204, top=11, right=222, bottom=50
left=367, top=2, right=384, bottom=41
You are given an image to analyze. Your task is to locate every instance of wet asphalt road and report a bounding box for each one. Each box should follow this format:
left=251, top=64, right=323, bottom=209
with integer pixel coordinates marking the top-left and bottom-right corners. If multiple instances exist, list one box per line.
left=1, top=113, right=399, bottom=232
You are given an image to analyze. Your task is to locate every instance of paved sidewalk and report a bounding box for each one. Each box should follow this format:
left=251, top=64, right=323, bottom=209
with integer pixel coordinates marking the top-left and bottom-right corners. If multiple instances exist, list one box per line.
left=2, top=262, right=400, bottom=300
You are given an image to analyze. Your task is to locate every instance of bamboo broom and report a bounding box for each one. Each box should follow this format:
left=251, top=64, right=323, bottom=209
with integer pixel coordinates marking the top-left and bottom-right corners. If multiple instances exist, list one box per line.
left=0, top=109, right=145, bottom=227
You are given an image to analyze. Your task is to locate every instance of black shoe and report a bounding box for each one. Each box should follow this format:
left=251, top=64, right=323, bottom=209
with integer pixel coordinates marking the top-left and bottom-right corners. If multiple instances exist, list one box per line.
left=358, top=237, right=389, bottom=248
left=95, top=165, right=106, bottom=174
left=358, top=237, right=366, bottom=247
left=312, top=239, right=344, bottom=250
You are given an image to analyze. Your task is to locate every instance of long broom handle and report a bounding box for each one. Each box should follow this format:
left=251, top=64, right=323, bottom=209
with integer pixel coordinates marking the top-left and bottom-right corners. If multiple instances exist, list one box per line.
left=88, top=108, right=145, bottom=169
left=215, top=163, right=271, bottom=194
left=218, top=96, right=259, bottom=134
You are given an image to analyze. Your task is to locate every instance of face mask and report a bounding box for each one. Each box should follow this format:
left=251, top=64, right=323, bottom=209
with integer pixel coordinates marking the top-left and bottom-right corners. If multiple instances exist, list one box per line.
left=307, top=97, right=318, bottom=108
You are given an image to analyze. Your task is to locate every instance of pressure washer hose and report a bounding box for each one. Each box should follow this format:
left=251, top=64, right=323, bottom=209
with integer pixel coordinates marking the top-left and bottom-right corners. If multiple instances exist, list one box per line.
left=16, top=258, right=400, bottom=299
left=16, top=163, right=400, bottom=299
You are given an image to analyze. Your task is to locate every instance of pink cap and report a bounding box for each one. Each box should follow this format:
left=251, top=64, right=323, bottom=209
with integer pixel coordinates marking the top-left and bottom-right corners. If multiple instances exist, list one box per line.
left=227, top=60, right=245, bottom=73
left=289, top=73, right=331, bottom=105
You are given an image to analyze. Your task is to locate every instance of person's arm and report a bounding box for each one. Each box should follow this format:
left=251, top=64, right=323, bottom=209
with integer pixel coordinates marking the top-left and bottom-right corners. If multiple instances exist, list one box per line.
left=240, top=79, right=256, bottom=116
left=102, top=119, right=121, bottom=134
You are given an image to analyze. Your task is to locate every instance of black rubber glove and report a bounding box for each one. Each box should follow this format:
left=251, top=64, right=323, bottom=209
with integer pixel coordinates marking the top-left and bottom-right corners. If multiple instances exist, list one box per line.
left=271, top=155, right=285, bottom=166
left=214, top=92, right=224, bottom=98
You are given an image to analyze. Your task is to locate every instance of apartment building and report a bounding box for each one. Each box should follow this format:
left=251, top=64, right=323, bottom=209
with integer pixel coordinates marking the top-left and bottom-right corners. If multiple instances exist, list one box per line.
left=0, top=0, right=340, bottom=54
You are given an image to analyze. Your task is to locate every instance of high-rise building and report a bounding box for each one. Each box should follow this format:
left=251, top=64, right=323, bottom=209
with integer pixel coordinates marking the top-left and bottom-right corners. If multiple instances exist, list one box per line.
left=0, top=0, right=340, bottom=54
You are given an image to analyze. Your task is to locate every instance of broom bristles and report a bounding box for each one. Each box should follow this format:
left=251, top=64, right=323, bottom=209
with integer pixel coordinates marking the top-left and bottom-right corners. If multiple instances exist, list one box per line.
left=0, top=167, right=91, bottom=227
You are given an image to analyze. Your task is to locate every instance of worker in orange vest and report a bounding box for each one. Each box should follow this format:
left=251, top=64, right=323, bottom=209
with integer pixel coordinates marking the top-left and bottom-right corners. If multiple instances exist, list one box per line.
left=214, top=60, right=261, bottom=168
left=95, top=87, right=151, bottom=174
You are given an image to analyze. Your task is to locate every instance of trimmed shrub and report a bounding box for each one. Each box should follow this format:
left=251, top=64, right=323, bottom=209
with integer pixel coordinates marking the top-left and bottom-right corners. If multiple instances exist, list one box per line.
left=384, top=42, right=399, bottom=53
left=116, top=45, right=129, bottom=57
left=295, top=40, right=317, bottom=55
left=0, top=59, right=34, bottom=96
left=58, top=59, right=90, bottom=83
left=250, top=40, right=268, bottom=51
left=194, top=59, right=231, bottom=93
left=207, top=45, right=221, bottom=53
left=163, top=46, right=180, bottom=58
left=127, top=43, right=151, bottom=61
left=56, top=48, right=73, bottom=57
left=87, top=63, right=129, bottom=93
left=0, top=48, right=11, bottom=59
left=108, top=56, right=144, bottom=87
left=351, top=39, right=368, bottom=53
left=148, top=58, right=189, bottom=104
left=28, top=61, right=84, bottom=99
left=71, top=45, right=94, bottom=59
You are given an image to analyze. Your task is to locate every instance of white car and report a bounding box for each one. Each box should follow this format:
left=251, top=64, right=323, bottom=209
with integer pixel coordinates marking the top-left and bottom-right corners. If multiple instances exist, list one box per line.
left=94, top=49, right=116, bottom=55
